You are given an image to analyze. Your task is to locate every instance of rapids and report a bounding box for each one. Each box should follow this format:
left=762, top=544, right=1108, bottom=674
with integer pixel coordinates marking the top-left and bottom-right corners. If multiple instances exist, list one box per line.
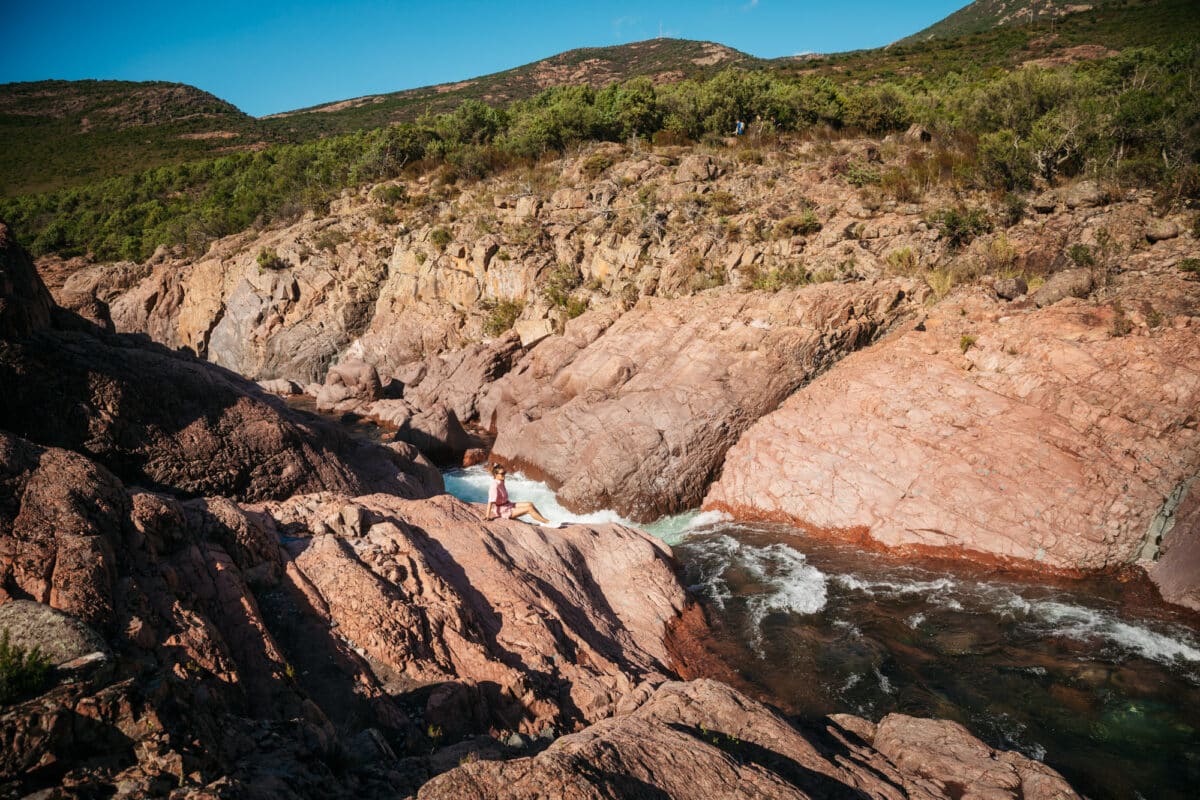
left=445, top=465, right=1200, bottom=800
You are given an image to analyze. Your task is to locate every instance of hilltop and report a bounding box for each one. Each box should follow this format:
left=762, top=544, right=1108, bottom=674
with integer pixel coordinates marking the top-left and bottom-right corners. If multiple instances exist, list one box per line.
left=0, top=39, right=749, bottom=196
left=0, top=80, right=272, bottom=195
left=263, top=38, right=752, bottom=140
left=898, top=0, right=1120, bottom=44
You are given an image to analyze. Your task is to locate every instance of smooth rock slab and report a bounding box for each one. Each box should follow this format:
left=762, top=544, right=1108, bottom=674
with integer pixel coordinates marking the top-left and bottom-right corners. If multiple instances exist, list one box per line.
left=417, top=679, right=1080, bottom=800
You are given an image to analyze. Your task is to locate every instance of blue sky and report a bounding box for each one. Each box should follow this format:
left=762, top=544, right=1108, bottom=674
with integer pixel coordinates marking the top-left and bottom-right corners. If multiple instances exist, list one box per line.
left=1, top=1, right=965, bottom=117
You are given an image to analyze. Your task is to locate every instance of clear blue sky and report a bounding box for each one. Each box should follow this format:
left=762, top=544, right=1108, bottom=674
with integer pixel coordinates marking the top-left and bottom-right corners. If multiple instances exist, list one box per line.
left=1, top=1, right=965, bottom=117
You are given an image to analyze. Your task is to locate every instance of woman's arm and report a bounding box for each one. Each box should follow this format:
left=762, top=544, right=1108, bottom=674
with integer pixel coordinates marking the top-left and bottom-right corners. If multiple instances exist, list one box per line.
left=484, top=501, right=496, bottom=520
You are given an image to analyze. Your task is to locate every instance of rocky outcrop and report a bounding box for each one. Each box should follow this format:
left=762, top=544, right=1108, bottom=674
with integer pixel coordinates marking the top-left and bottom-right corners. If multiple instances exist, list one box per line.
left=0, top=223, right=54, bottom=338
left=480, top=281, right=918, bottom=521
left=0, top=426, right=697, bottom=796
left=0, top=224, right=439, bottom=503
left=706, top=261, right=1200, bottom=586
left=417, top=679, right=1080, bottom=800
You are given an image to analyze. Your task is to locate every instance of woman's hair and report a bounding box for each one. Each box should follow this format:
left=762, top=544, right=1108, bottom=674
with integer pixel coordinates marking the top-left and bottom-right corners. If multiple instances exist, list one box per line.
left=491, top=463, right=505, bottom=476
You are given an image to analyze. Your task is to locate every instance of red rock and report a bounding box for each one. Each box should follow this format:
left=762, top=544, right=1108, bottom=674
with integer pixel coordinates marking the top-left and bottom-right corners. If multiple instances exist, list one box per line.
left=417, top=679, right=1080, bottom=800
left=706, top=274, right=1200, bottom=589
left=481, top=281, right=918, bottom=521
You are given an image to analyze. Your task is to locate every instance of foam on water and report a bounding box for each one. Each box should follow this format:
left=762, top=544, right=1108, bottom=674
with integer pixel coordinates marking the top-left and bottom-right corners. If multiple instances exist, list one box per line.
left=683, top=534, right=829, bottom=655
left=442, top=465, right=728, bottom=543
left=832, top=569, right=1200, bottom=668
left=444, top=466, right=1200, bottom=671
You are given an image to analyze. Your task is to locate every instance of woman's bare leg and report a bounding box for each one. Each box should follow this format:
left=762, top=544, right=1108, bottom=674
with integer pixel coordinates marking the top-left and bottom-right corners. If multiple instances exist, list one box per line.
left=512, top=502, right=551, bottom=524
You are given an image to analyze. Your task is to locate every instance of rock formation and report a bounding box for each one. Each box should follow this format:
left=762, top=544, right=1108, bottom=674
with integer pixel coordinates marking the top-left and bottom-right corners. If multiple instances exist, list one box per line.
left=706, top=242, right=1200, bottom=605
left=479, top=280, right=918, bottom=520
left=418, top=679, right=1080, bottom=800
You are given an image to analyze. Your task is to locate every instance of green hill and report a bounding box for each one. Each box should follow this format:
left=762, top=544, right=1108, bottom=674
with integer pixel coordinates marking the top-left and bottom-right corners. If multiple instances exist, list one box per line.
left=264, top=39, right=753, bottom=141
left=898, top=0, right=1122, bottom=44
left=0, top=80, right=274, bottom=195
left=0, top=40, right=751, bottom=197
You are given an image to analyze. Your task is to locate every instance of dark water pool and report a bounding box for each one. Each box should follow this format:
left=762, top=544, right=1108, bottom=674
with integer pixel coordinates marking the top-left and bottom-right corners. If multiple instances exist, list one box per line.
left=674, top=523, right=1200, bottom=800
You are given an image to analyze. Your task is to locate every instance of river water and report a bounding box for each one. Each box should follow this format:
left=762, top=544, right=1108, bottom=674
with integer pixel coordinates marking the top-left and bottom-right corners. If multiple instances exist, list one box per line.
left=443, top=465, right=1200, bottom=800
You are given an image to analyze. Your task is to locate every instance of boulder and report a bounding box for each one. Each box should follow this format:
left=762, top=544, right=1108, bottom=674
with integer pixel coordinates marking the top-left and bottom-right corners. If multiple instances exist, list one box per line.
left=0, top=222, right=53, bottom=338
left=0, top=601, right=110, bottom=668
left=1146, top=220, right=1181, bottom=243
left=1031, top=191, right=1057, bottom=214
left=905, top=123, right=934, bottom=143
left=994, top=276, right=1028, bottom=300
left=418, top=680, right=1080, bottom=800
left=673, top=154, right=719, bottom=183
left=1032, top=268, right=1093, bottom=307
left=316, top=360, right=383, bottom=411
left=393, top=404, right=473, bottom=466
left=705, top=276, right=1200, bottom=580
left=403, top=332, right=523, bottom=424
left=481, top=281, right=919, bottom=521
left=259, top=377, right=303, bottom=395
left=1062, top=180, right=1105, bottom=209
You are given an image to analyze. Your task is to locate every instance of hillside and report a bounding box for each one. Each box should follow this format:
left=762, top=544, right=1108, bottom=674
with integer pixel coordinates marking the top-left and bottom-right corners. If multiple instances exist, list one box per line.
left=0, top=80, right=274, bottom=195
left=261, top=39, right=752, bottom=139
left=786, top=0, right=1195, bottom=82
left=897, top=0, right=1120, bottom=44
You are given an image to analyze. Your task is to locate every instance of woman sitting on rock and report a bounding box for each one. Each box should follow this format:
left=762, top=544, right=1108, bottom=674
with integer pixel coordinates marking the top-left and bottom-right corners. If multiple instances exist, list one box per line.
left=484, top=464, right=559, bottom=526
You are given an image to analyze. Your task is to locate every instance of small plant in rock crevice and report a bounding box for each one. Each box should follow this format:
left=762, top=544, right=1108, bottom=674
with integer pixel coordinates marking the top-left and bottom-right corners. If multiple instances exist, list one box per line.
left=0, top=630, right=53, bottom=705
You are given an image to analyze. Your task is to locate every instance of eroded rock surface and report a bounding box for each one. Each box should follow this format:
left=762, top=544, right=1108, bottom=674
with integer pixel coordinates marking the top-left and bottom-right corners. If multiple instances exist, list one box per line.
left=417, top=679, right=1080, bottom=800
left=706, top=261, right=1200, bottom=592
left=480, top=281, right=918, bottom=521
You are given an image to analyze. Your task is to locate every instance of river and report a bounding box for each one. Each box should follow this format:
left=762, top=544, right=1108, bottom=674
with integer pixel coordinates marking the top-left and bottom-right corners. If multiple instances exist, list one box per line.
left=444, top=465, right=1200, bottom=800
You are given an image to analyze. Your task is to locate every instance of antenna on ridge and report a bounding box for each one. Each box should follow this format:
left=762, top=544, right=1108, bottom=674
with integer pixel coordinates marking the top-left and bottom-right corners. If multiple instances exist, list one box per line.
left=658, top=21, right=663, bottom=38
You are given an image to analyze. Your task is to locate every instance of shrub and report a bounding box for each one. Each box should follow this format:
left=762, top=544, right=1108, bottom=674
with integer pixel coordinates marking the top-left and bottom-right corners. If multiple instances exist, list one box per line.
left=542, top=262, right=583, bottom=308
left=977, top=129, right=1035, bottom=190
left=256, top=248, right=288, bottom=270
left=746, top=262, right=809, bottom=292
left=736, top=148, right=763, bottom=165
left=932, top=206, right=991, bottom=250
left=845, top=161, right=881, bottom=187
left=1177, top=258, right=1200, bottom=274
left=1067, top=244, right=1095, bottom=268
left=372, top=184, right=409, bottom=205
left=564, top=296, right=590, bottom=318
left=705, top=191, right=740, bottom=216
left=959, top=334, right=977, bottom=354
left=369, top=206, right=398, bottom=225
left=313, top=229, right=349, bottom=252
left=1110, top=302, right=1133, bottom=337
left=881, top=170, right=920, bottom=203
left=981, top=235, right=1018, bottom=273
left=430, top=227, right=452, bottom=251
left=886, top=247, right=920, bottom=274
left=481, top=299, right=524, bottom=336
left=773, top=210, right=822, bottom=238
left=0, top=630, right=53, bottom=705
left=580, top=151, right=614, bottom=180
left=1001, top=193, right=1027, bottom=227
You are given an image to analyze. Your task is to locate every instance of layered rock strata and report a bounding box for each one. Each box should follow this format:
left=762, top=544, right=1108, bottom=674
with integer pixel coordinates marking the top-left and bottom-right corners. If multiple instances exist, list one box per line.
left=706, top=253, right=1200, bottom=605
left=480, top=280, right=919, bottom=520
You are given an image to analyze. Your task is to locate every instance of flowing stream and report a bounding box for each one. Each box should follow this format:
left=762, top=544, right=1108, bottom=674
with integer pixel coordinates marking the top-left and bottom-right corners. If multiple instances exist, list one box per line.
left=444, top=465, right=1200, bottom=800
left=285, top=398, right=1199, bottom=799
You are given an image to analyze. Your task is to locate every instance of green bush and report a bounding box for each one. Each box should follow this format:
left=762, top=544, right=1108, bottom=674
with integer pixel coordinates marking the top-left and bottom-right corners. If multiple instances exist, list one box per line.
left=845, top=161, right=881, bottom=187
left=481, top=299, right=524, bottom=336
left=372, top=184, right=409, bottom=205
left=932, top=206, right=992, bottom=250
left=1068, top=243, right=1095, bottom=268
left=773, top=210, right=822, bottom=238
left=747, top=262, right=809, bottom=291
left=580, top=151, right=614, bottom=180
left=430, top=227, right=452, bottom=251
left=542, top=262, right=583, bottom=308
left=960, top=334, right=977, bottom=354
left=1177, top=258, right=1200, bottom=274
left=256, top=248, right=288, bottom=270
left=313, top=229, right=350, bottom=252
left=0, top=630, right=52, bottom=705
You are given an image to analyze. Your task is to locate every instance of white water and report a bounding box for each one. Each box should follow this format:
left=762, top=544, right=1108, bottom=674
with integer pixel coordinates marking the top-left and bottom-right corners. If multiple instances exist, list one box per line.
left=442, top=465, right=729, bottom=542
left=442, top=466, right=1200, bottom=671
